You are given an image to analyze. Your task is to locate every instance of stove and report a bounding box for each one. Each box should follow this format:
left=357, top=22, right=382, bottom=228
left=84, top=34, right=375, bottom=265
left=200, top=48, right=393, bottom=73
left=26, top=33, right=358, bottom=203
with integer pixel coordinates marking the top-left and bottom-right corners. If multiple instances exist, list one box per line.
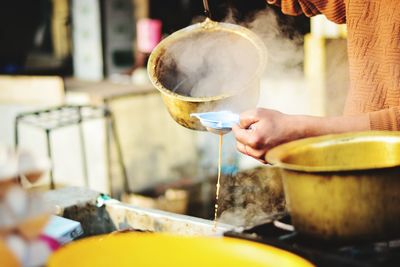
left=224, top=213, right=400, bottom=267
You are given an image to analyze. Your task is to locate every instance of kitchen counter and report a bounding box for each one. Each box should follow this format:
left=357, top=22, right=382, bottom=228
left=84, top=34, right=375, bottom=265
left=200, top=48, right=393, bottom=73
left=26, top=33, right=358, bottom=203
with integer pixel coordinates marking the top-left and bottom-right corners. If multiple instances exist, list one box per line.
left=43, top=186, right=237, bottom=237
left=65, top=77, right=156, bottom=105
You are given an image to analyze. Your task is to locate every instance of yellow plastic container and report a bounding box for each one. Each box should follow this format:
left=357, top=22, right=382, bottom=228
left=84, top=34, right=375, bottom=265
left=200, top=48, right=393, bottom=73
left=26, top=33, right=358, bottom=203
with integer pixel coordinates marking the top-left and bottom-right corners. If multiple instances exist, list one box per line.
left=48, top=233, right=313, bottom=267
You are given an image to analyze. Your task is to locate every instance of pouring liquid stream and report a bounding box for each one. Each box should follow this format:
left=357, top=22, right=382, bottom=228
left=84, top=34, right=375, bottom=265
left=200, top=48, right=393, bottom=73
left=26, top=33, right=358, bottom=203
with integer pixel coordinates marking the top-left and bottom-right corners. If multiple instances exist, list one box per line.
left=190, top=111, right=239, bottom=231
left=213, top=132, right=223, bottom=231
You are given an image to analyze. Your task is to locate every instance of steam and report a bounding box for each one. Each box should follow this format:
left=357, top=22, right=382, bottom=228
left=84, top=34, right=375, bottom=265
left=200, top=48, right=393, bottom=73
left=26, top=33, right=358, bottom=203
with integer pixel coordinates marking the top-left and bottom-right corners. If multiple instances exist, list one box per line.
left=217, top=166, right=285, bottom=228
left=157, top=8, right=303, bottom=113
left=154, top=8, right=304, bottom=225
left=239, top=9, right=304, bottom=79
left=219, top=204, right=270, bottom=227
left=159, top=30, right=260, bottom=98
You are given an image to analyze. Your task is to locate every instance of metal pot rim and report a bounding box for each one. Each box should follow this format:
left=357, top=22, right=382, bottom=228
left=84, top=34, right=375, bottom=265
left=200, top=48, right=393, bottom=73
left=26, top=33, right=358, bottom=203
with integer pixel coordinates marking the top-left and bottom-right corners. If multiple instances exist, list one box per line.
left=147, top=19, right=267, bottom=103
left=266, top=131, right=400, bottom=172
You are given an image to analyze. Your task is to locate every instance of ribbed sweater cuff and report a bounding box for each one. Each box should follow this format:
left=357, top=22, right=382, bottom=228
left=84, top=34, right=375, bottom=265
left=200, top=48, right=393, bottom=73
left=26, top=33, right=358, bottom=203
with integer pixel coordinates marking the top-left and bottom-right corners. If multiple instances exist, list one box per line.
left=369, top=107, right=400, bottom=131
left=266, top=0, right=346, bottom=23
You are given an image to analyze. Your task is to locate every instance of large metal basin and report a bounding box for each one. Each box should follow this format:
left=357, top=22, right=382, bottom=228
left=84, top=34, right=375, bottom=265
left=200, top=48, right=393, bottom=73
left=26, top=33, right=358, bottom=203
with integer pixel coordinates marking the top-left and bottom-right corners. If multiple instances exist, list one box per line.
left=147, top=19, right=266, bottom=131
left=266, top=131, right=400, bottom=242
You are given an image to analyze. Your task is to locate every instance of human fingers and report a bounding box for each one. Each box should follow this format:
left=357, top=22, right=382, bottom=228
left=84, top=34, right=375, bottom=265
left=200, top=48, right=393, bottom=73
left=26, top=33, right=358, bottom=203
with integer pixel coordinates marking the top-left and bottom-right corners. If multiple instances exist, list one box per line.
left=232, top=125, right=253, bottom=146
left=236, top=141, right=267, bottom=162
left=233, top=123, right=267, bottom=150
left=238, top=110, right=260, bottom=129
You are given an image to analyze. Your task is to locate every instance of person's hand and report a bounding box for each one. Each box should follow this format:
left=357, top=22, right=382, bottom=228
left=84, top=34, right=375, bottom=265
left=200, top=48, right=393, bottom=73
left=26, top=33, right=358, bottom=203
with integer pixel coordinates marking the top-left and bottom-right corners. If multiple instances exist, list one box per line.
left=232, top=108, right=371, bottom=163
left=232, top=108, right=305, bottom=163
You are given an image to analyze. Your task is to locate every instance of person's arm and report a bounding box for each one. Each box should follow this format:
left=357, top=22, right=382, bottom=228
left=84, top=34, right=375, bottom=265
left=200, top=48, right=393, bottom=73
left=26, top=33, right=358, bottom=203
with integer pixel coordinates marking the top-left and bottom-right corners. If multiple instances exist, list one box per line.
left=266, top=0, right=346, bottom=24
left=232, top=108, right=369, bottom=163
left=368, top=107, right=400, bottom=131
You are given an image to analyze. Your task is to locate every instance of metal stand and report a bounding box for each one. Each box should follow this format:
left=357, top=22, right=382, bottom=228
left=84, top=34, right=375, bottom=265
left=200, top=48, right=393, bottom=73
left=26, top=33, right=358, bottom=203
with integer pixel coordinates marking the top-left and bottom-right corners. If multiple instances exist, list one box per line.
left=14, top=105, right=128, bottom=194
left=104, top=108, right=130, bottom=195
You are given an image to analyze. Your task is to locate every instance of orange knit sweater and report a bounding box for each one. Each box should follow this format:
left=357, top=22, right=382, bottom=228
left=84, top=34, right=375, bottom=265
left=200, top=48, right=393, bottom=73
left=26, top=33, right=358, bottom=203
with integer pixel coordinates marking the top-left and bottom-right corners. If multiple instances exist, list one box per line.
left=267, top=0, right=400, bottom=130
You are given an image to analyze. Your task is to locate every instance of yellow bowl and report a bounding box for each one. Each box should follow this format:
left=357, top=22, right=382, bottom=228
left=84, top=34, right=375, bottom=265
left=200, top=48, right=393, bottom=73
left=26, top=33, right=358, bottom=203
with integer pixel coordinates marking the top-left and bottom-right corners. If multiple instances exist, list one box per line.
left=266, top=131, right=400, bottom=242
left=48, top=233, right=313, bottom=267
left=147, top=19, right=267, bottom=131
left=266, top=131, right=400, bottom=172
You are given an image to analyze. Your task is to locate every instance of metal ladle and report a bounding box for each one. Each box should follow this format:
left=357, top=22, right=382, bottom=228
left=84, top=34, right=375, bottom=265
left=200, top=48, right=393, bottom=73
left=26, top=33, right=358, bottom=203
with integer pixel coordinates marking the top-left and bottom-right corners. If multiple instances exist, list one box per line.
left=203, top=0, right=212, bottom=19
left=147, top=2, right=267, bottom=131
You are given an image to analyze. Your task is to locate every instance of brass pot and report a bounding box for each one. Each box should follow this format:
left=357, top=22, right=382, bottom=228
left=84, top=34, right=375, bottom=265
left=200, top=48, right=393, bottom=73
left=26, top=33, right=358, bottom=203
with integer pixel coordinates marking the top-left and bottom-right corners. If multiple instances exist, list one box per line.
left=147, top=19, right=267, bottom=131
left=266, top=131, right=400, bottom=242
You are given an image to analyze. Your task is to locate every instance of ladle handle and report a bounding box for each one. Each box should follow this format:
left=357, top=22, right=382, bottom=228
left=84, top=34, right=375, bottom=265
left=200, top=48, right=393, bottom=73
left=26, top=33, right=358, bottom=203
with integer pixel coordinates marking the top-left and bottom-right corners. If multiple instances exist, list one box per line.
left=203, top=0, right=212, bottom=19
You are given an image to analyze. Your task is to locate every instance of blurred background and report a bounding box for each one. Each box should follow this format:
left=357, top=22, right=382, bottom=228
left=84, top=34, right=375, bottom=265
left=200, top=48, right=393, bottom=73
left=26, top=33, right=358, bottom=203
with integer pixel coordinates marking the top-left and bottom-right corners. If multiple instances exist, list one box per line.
left=0, top=0, right=348, bottom=220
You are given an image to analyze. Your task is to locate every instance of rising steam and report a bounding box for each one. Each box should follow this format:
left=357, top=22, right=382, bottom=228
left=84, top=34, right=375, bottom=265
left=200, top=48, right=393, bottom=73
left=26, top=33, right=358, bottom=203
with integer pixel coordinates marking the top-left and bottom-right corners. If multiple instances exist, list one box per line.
left=239, top=9, right=304, bottom=79
left=156, top=7, right=303, bottom=114
left=157, top=30, right=260, bottom=98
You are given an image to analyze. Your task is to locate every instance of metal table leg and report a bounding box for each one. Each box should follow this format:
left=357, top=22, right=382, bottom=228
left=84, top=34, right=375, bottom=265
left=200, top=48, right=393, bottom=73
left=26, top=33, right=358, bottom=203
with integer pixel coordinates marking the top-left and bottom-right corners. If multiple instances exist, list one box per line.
left=14, top=115, right=20, bottom=149
left=45, top=129, right=55, bottom=189
left=107, top=110, right=129, bottom=194
left=78, top=107, right=90, bottom=188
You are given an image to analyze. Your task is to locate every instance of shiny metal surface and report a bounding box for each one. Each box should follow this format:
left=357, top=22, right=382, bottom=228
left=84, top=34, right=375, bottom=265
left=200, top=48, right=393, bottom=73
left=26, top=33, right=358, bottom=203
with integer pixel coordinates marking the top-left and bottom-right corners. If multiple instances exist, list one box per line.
left=266, top=131, right=400, bottom=242
left=147, top=19, right=266, bottom=131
